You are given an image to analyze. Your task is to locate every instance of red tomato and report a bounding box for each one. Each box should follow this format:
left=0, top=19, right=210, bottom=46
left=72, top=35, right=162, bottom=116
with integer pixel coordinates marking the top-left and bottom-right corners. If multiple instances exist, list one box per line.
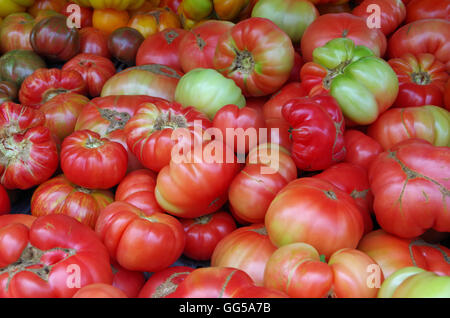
left=79, top=27, right=111, bottom=58
left=110, top=262, right=145, bottom=298
left=282, top=95, right=346, bottom=171
left=265, top=177, right=364, bottom=259
left=40, top=92, right=89, bottom=144
left=230, top=285, right=289, bottom=298
left=75, top=95, right=163, bottom=171
left=95, top=201, right=185, bottom=272
left=445, top=79, right=450, bottom=111
left=155, top=139, right=240, bottom=218
left=136, top=28, right=188, bottom=71
left=28, top=0, right=68, bottom=17
left=368, top=139, right=450, bottom=238
left=60, top=130, right=128, bottom=189
left=212, top=104, right=265, bottom=155
left=211, top=224, right=278, bottom=286
left=0, top=13, right=35, bottom=53
left=62, top=53, right=116, bottom=97
left=358, top=229, right=450, bottom=278
left=0, top=102, right=59, bottom=190
left=115, top=169, right=162, bottom=216
left=19, top=68, right=87, bottom=109
left=264, top=243, right=382, bottom=298
left=228, top=143, right=297, bottom=224
left=180, top=211, right=237, bottom=261
left=124, top=100, right=211, bottom=172
left=314, top=162, right=374, bottom=235
left=343, top=129, right=384, bottom=171
left=213, top=17, right=294, bottom=97
left=405, top=0, right=450, bottom=23
left=73, top=283, right=127, bottom=298
left=0, top=214, right=36, bottom=229
left=287, top=52, right=304, bottom=83
left=170, top=267, right=255, bottom=298
left=352, top=0, right=406, bottom=36
left=0, top=214, right=113, bottom=298
left=138, top=266, right=194, bottom=298
left=0, top=185, right=10, bottom=215
left=262, top=82, right=307, bottom=151
left=61, top=2, right=93, bottom=28
left=107, top=27, right=144, bottom=66
left=387, top=19, right=450, bottom=72
left=301, top=13, right=387, bottom=62
left=178, top=20, right=234, bottom=73
left=30, top=174, right=114, bottom=229
left=388, top=53, right=448, bottom=108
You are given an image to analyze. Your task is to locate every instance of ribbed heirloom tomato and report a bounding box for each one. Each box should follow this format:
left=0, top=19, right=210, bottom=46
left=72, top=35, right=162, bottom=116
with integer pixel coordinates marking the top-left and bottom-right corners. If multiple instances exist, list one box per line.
left=138, top=266, right=194, bottom=298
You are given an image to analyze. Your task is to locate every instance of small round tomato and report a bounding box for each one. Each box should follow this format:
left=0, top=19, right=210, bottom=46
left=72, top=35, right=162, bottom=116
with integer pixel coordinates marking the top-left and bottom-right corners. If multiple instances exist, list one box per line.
left=180, top=211, right=237, bottom=261
left=108, top=27, right=145, bottom=66
left=60, top=130, right=128, bottom=189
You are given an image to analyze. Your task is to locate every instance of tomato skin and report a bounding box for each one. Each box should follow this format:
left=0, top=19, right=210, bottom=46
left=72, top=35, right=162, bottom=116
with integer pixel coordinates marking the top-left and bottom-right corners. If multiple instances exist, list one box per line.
left=213, top=0, right=249, bottom=21
left=159, top=0, right=182, bottom=12
left=0, top=214, right=113, bottom=298
left=300, top=13, right=387, bottom=62
left=138, top=266, right=194, bottom=298
left=0, top=184, right=10, bottom=215
left=0, top=102, right=59, bottom=190
left=367, top=105, right=450, bottom=150
left=95, top=201, right=185, bottom=272
left=405, top=0, right=450, bottom=23
left=124, top=100, right=211, bottom=172
left=30, top=174, right=114, bottom=229
left=387, top=19, right=450, bottom=72
left=73, top=283, right=127, bottom=298
left=30, top=15, right=80, bottom=62
left=388, top=53, right=448, bottom=108
left=214, top=17, right=294, bottom=97
left=178, top=20, right=234, bottom=73
left=358, top=229, right=450, bottom=278
left=110, top=262, right=145, bottom=298
left=19, top=68, right=87, bottom=109
left=0, top=214, right=36, bottom=229
left=60, top=130, right=128, bottom=189
left=136, top=28, right=188, bottom=71
left=92, top=8, right=129, bottom=35
left=115, top=169, right=162, bottom=216
left=282, top=95, right=346, bottom=171
left=211, top=224, right=277, bottom=286
left=128, top=7, right=181, bottom=38
left=28, top=0, right=68, bottom=17
left=79, top=27, right=111, bottom=58
left=445, top=79, right=450, bottom=111
left=0, top=12, right=35, bottom=53
left=314, top=162, right=374, bottom=235
left=343, top=130, right=383, bottom=171
left=170, top=267, right=255, bottom=298
left=180, top=211, right=237, bottom=261
left=230, top=285, right=289, bottom=298
left=107, top=27, right=144, bottom=66
left=212, top=104, right=265, bottom=155
left=0, top=50, right=46, bottom=88
left=62, top=53, right=116, bottom=98
left=265, top=177, right=364, bottom=259
left=352, top=0, right=406, bottom=36
left=368, top=139, right=450, bottom=238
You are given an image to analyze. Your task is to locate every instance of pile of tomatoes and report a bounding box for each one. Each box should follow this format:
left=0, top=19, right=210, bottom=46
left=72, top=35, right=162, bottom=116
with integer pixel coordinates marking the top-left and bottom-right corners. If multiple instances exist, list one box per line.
left=0, top=0, right=448, bottom=299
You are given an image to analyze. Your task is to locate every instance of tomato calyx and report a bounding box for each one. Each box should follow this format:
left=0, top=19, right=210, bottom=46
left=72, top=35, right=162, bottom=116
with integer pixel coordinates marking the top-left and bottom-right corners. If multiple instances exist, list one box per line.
left=249, top=226, right=268, bottom=236
left=195, top=33, right=206, bottom=51
left=231, top=49, right=255, bottom=75
left=0, top=136, right=31, bottom=167
left=74, top=185, right=92, bottom=194
left=84, top=135, right=104, bottom=149
left=153, top=111, right=188, bottom=131
left=99, top=109, right=131, bottom=134
left=410, top=71, right=431, bottom=86
left=153, top=271, right=192, bottom=298
left=323, top=190, right=338, bottom=200
left=193, top=214, right=213, bottom=225
left=350, top=188, right=369, bottom=200
left=164, top=30, right=181, bottom=45
left=408, top=238, right=450, bottom=266
left=323, top=60, right=351, bottom=90
left=42, top=88, right=70, bottom=103
left=0, top=243, right=76, bottom=291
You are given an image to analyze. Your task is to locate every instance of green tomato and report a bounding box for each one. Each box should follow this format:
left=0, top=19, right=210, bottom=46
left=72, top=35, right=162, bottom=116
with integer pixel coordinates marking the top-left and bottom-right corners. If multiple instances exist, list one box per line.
left=378, top=267, right=450, bottom=298
left=174, top=68, right=246, bottom=119
left=251, top=0, right=318, bottom=43
left=312, top=38, right=399, bottom=126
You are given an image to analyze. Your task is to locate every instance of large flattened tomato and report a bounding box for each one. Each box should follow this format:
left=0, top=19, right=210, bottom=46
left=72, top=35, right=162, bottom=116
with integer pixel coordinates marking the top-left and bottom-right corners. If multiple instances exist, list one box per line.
left=0, top=102, right=58, bottom=190
left=0, top=214, right=113, bottom=298
left=282, top=94, right=346, bottom=171
left=60, top=130, right=128, bottom=189
left=213, top=17, right=295, bottom=97
left=358, top=229, right=450, bottom=278
left=30, top=174, right=114, bottom=229
left=388, top=53, right=448, bottom=108
left=124, top=100, right=211, bottom=172
left=155, top=139, right=240, bottom=218
left=138, top=266, right=194, bottom=298
left=265, top=177, right=364, bottom=259
left=95, top=201, right=185, bottom=272
left=387, top=19, right=450, bottom=72
left=368, top=139, right=450, bottom=238
left=300, top=13, right=387, bottom=62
